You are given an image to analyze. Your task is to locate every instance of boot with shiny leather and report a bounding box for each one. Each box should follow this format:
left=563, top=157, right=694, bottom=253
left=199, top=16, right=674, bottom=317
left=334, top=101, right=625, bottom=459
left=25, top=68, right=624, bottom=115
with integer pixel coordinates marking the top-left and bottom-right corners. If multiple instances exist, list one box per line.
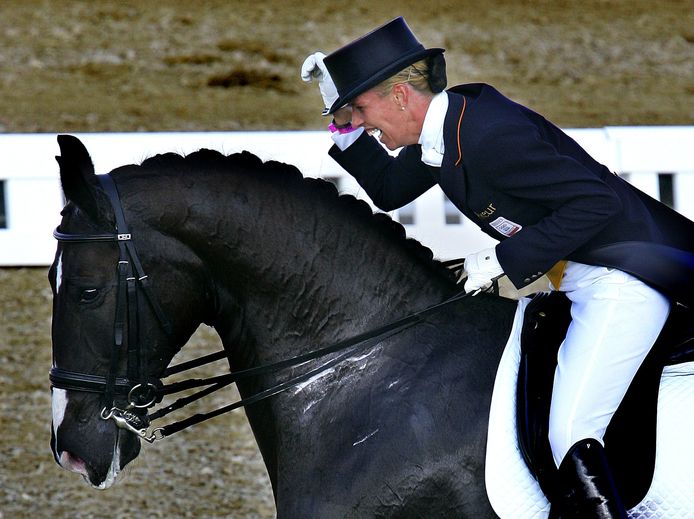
left=551, top=438, right=627, bottom=519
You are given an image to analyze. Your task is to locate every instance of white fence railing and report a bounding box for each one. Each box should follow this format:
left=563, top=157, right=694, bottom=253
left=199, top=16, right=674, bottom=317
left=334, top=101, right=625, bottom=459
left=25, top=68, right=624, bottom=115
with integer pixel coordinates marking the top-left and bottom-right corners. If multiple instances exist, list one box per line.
left=1, top=127, right=692, bottom=266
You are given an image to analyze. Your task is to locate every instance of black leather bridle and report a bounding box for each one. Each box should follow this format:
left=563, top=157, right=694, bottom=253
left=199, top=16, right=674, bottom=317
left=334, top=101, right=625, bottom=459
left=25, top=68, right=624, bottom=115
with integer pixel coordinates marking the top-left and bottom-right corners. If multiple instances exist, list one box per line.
left=50, top=173, right=173, bottom=438
left=49, top=173, right=480, bottom=443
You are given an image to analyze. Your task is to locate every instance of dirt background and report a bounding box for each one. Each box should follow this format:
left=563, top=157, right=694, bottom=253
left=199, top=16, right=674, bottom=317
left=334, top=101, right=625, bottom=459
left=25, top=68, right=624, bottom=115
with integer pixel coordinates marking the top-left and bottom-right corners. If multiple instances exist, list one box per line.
left=1, top=1, right=692, bottom=518
left=1, top=0, right=693, bottom=133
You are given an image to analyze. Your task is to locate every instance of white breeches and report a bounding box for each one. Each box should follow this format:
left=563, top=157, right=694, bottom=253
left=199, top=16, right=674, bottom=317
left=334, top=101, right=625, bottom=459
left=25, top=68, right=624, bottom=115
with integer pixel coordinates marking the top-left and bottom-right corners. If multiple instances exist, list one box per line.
left=548, top=262, right=670, bottom=467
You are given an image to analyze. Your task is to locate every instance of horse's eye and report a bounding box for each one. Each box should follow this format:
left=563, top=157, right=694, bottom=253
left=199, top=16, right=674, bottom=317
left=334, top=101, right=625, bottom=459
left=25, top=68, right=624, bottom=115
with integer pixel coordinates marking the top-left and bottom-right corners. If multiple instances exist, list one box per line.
left=79, top=289, right=100, bottom=304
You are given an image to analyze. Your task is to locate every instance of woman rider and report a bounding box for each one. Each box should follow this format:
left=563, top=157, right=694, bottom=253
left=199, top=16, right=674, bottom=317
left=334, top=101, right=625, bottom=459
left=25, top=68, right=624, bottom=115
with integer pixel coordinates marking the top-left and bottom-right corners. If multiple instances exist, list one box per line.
left=301, top=16, right=693, bottom=519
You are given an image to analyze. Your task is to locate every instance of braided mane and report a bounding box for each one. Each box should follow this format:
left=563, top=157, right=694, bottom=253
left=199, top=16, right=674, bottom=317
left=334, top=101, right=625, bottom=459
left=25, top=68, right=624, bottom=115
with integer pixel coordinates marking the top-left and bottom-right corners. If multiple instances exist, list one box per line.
left=130, top=148, right=456, bottom=284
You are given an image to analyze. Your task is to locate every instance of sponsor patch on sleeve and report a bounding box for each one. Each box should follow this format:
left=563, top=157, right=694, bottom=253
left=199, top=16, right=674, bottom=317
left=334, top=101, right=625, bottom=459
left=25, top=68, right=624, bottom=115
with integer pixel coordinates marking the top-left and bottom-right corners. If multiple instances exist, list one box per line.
left=489, top=216, right=523, bottom=237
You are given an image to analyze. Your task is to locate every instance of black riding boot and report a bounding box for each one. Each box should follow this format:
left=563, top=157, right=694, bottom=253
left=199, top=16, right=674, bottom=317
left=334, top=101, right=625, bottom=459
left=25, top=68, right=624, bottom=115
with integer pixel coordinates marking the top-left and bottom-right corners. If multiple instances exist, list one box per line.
left=551, top=438, right=627, bottom=519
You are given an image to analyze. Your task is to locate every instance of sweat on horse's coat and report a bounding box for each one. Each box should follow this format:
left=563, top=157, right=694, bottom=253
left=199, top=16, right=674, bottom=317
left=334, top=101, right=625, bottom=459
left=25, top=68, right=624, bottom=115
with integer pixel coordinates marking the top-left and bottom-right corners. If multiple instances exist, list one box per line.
left=54, top=252, right=63, bottom=294
left=48, top=135, right=692, bottom=518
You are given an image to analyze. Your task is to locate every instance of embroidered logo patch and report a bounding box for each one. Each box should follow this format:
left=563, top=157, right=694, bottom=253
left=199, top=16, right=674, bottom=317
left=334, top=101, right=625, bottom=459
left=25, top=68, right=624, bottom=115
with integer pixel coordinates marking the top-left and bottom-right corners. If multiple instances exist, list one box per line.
left=475, top=202, right=497, bottom=219
left=489, top=216, right=523, bottom=237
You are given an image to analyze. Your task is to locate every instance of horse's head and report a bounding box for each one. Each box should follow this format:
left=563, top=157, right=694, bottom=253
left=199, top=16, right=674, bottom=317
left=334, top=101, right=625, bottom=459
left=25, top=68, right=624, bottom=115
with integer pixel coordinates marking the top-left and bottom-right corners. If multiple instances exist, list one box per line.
left=48, top=135, right=213, bottom=488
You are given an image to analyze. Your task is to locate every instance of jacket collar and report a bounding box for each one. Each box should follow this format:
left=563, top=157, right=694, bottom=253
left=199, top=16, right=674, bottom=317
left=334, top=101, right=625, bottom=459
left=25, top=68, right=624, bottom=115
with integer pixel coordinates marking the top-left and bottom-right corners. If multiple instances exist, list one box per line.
left=418, top=91, right=448, bottom=167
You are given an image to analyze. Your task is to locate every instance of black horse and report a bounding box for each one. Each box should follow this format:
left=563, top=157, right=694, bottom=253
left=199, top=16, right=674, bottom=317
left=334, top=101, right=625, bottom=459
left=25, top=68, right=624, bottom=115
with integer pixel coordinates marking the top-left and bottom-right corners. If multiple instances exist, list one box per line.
left=48, top=135, right=688, bottom=517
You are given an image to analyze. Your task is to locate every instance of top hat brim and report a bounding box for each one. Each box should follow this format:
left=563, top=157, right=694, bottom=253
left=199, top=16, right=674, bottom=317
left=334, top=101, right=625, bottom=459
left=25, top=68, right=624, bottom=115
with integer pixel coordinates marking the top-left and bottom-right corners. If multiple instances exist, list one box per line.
left=326, top=47, right=444, bottom=114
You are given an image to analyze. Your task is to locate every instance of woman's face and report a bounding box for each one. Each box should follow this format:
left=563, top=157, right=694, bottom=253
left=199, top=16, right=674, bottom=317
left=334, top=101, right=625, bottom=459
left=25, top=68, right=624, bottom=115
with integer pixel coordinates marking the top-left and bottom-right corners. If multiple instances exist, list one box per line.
left=349, top=86, right=421, bottom=150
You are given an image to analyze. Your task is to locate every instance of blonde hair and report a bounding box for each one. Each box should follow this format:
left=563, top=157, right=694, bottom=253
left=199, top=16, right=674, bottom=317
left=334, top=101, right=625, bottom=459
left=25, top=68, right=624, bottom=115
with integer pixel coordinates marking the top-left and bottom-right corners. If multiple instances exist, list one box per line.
left=375, top=58, right=433, bottom=97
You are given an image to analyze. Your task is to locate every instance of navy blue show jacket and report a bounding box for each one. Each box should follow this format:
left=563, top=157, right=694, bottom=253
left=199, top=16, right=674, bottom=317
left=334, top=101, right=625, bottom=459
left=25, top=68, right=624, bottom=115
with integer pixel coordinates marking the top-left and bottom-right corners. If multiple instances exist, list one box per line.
left=329, top=83, right=694, bottom=304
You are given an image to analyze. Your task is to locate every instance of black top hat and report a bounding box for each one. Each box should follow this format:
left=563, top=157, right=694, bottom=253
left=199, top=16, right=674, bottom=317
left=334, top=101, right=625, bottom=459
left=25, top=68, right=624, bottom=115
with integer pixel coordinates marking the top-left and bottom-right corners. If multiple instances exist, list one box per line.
left=323, top=17, right=444, bottom=114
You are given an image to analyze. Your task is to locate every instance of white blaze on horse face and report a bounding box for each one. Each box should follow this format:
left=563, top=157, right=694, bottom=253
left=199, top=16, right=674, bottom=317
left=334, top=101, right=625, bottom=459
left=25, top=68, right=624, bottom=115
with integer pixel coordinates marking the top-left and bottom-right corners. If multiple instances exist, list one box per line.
left=51, top=388, right=122, bottom=487
left=52, top=388, right=68, bottom=437
left=55, top=251, right=63, bottom=294
left=95, top=437, right=121, bottom=490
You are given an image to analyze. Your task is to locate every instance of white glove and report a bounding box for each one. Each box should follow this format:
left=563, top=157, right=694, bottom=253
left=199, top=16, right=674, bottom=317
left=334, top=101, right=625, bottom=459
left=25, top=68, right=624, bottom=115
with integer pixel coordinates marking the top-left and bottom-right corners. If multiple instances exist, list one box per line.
left=463, top=247, right=505, bottom=294
left=300, top=52, right=338, bottom=115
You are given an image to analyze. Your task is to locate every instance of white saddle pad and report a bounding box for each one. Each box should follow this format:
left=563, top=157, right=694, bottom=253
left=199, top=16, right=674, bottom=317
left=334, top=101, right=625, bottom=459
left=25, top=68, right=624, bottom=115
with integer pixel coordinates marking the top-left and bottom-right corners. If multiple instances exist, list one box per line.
left=485, top=298, right=694, bottom=519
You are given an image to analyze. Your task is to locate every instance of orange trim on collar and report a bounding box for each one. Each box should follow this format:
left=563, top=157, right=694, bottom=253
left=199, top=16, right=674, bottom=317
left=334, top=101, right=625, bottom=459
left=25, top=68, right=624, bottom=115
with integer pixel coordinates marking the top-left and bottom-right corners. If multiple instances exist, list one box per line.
left=454, top=97, right=467, bottom=166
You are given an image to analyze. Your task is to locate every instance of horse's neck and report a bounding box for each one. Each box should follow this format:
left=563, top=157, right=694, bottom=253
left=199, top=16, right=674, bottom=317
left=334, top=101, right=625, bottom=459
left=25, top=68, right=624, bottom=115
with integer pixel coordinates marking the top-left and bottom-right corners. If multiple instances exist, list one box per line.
left=224, top=218, right=451, bottom=363
left=127, top=168, right=453, bottom=367
left=170, top=174, right=453, bottom=364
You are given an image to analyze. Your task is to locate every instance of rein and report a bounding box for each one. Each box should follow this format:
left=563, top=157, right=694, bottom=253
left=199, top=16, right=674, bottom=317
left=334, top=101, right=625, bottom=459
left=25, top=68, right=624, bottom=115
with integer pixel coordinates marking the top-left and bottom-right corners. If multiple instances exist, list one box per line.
left=146, top=285, right=478, bottom=441
left=50, top=173, right=482, bottom=443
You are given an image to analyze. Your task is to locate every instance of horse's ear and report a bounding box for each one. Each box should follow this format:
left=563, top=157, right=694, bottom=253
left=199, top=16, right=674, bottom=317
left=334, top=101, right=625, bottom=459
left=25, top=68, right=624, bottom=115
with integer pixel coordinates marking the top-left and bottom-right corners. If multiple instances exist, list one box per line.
left=56, top=135, right=112, bottom=224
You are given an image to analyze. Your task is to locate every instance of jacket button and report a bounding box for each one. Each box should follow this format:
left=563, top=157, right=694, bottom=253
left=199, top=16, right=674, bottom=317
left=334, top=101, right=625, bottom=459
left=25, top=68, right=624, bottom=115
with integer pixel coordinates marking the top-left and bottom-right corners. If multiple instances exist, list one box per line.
left=524, top=278, right=531, bottom=283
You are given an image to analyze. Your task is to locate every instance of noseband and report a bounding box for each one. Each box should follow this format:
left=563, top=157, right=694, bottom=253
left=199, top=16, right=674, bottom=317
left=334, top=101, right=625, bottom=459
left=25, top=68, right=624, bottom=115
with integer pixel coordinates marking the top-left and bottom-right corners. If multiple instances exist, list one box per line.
left=50, top=173, right=173, bottom=438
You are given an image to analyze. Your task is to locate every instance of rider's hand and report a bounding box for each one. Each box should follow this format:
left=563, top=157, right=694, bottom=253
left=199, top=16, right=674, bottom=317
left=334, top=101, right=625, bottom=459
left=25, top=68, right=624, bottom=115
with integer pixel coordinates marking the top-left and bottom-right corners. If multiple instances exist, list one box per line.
left=464, top=247, right=505, bottom=294
left=300, top=52, right=338, bottom=116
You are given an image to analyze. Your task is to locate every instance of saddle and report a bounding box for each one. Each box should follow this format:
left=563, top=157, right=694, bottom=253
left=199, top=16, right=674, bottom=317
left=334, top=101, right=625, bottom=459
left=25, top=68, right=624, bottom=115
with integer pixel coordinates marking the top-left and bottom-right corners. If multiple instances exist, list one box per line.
left=516, top=291, right=694, bottom=508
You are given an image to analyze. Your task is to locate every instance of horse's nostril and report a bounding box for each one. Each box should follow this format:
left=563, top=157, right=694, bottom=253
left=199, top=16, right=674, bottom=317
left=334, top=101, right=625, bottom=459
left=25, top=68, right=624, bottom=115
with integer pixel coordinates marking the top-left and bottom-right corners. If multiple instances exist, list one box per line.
left=58, top=450, right=89, bottom=477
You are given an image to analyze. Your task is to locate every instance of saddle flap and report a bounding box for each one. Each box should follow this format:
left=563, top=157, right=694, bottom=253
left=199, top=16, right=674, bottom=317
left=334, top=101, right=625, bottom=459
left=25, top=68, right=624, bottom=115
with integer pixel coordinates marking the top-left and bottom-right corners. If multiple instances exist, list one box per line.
left=516, top=292, right=571, bottom=499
